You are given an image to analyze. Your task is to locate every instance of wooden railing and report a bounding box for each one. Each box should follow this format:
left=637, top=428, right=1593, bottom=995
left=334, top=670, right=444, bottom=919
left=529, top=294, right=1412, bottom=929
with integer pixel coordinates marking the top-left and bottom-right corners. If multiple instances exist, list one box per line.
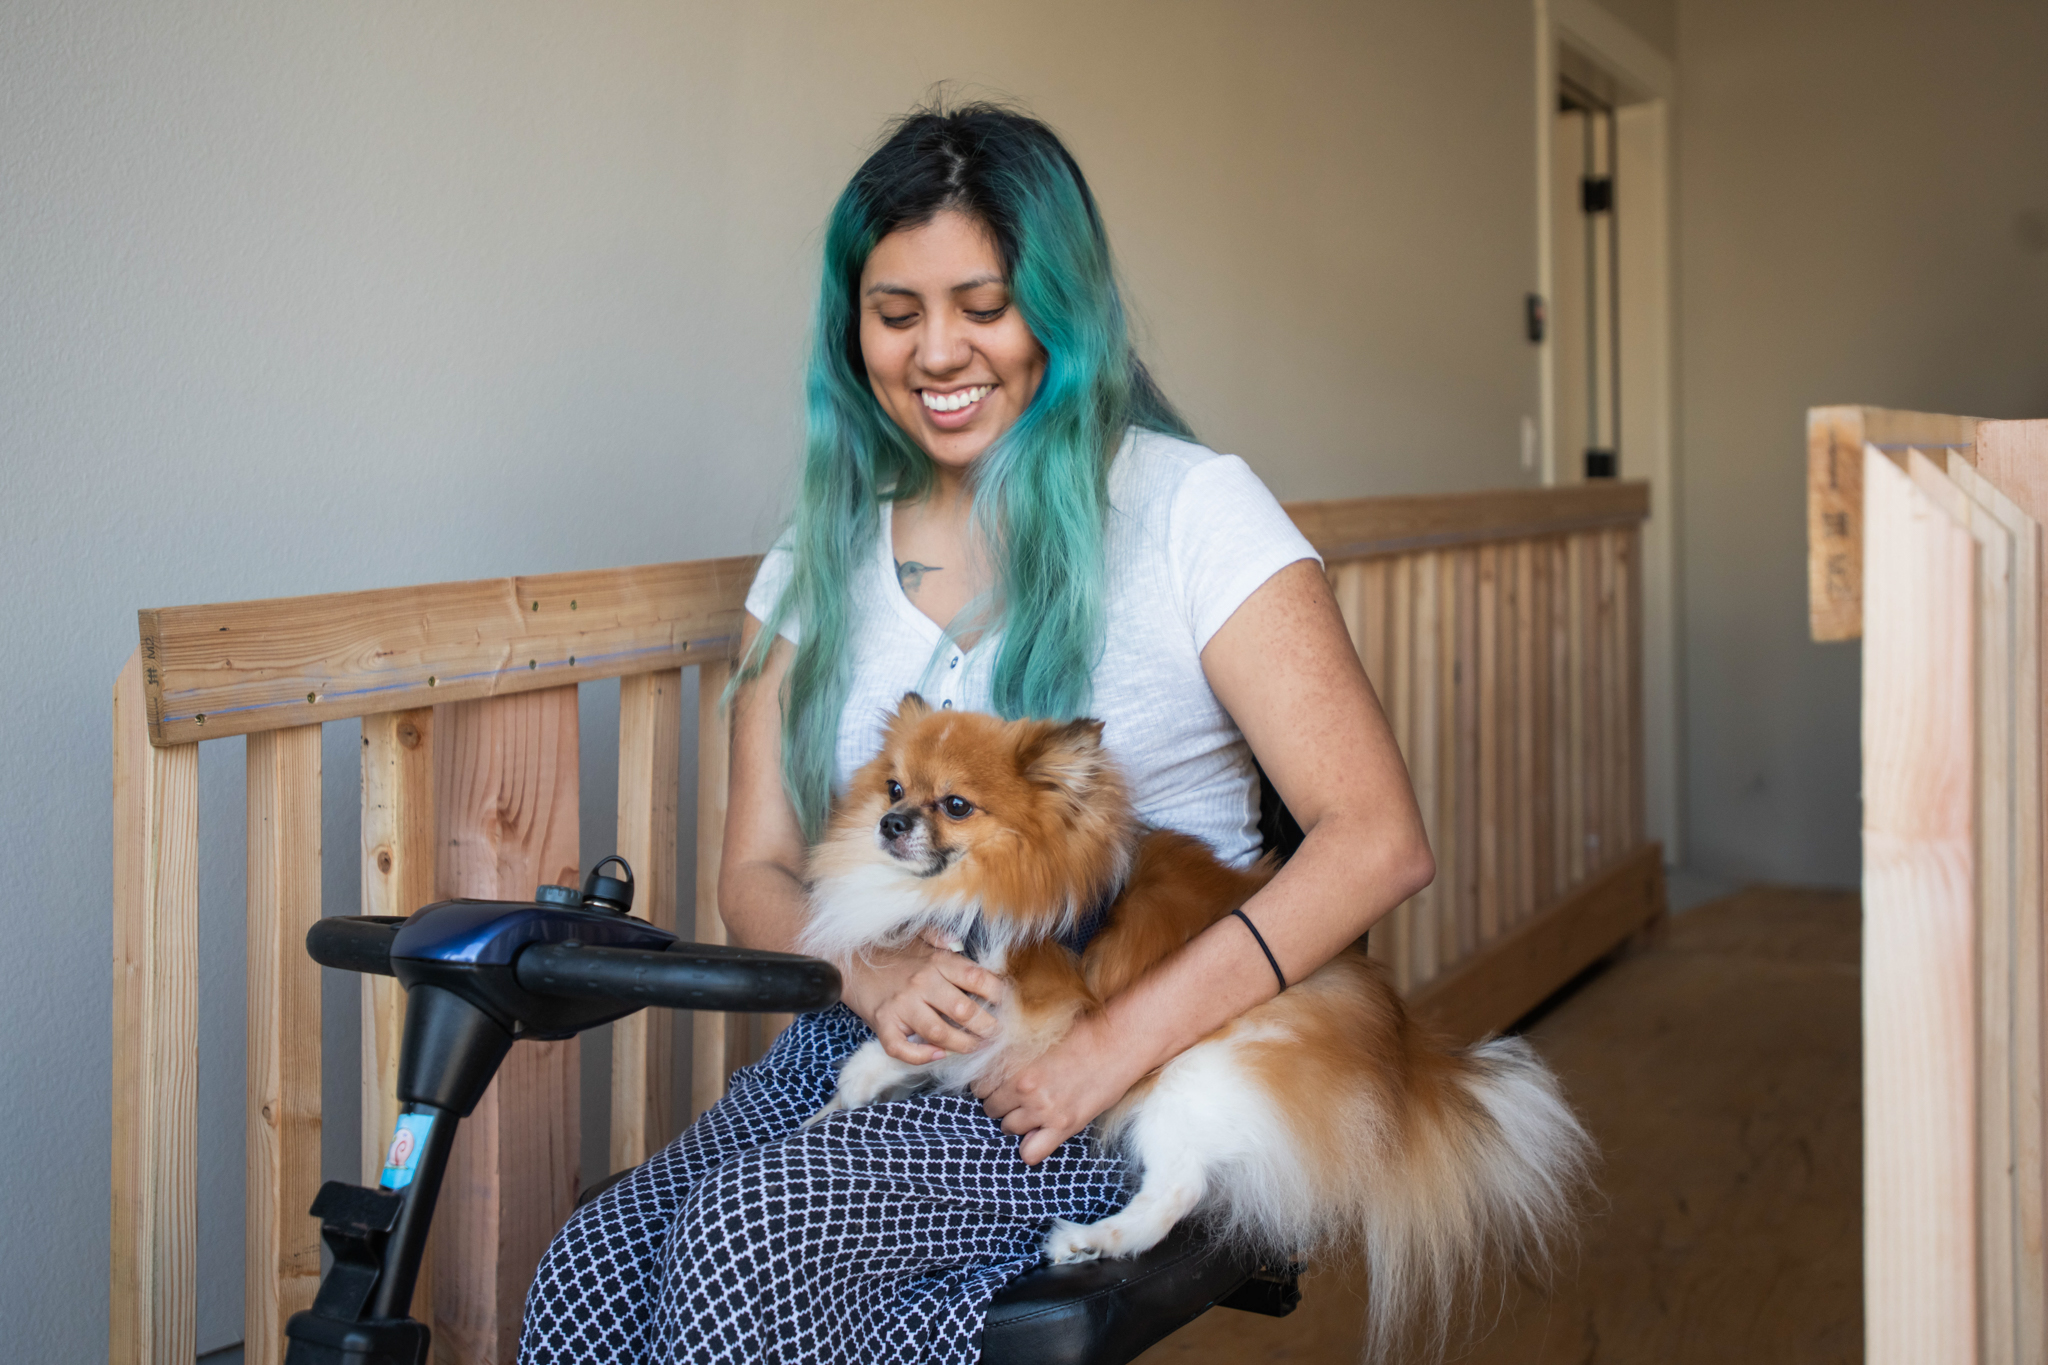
left=1856, top=418, right=2048, bottom=1365
left=110, top=481, right=1660, bottom=1365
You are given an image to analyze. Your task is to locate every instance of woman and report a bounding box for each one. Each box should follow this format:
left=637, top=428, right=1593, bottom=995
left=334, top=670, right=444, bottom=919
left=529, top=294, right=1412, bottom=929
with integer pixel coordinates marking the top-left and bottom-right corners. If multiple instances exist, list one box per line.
left=520, top=102, right=1433, bottom=1365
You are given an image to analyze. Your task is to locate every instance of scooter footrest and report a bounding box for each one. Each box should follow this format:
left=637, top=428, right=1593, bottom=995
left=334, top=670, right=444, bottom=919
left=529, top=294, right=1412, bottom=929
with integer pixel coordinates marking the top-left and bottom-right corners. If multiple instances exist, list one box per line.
left=284, top=1310, right=429, bottom=1365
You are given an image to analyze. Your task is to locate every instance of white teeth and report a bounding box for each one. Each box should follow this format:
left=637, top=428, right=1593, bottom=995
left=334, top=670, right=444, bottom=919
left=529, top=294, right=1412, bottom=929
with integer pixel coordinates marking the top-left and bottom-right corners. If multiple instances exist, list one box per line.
left=920, top=385, right=990, bottom=413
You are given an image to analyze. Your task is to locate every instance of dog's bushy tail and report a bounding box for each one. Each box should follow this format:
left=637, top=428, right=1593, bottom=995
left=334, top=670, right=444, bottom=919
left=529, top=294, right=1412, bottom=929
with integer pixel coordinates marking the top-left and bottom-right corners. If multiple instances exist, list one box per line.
left=1343, top=1033, right=1592, bottom=1362
left=1197, top=968, right=1593, bottom=1363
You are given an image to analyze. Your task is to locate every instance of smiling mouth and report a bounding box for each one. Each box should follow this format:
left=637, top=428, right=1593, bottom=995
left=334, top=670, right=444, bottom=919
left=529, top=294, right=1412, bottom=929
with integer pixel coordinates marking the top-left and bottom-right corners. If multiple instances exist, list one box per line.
left=920, top=385, right=992, bottom=414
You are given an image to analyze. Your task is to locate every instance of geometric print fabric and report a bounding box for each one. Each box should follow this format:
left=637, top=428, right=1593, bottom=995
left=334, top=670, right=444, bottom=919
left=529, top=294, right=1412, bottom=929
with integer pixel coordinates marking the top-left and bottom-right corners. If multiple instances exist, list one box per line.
left=516, top=1005, right=1133, bottom=1364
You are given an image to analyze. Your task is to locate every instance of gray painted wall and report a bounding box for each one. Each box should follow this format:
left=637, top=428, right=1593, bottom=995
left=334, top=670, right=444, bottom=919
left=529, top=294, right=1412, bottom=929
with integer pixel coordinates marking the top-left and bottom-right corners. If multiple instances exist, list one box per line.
left=1675, top=0, right=2048, bottom=886
left=2, top=2, right=1545, bottom=1356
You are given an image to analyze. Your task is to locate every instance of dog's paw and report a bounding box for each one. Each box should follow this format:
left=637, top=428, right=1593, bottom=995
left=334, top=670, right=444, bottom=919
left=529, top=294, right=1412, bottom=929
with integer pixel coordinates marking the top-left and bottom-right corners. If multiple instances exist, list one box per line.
left=830, top=1040, right=917, bottom=1111
left=1043, top=1219, right=1117, bottom=1265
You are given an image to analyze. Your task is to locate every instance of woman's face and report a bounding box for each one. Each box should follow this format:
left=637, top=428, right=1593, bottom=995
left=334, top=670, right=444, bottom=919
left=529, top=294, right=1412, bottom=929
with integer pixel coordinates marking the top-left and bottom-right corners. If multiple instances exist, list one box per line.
left=857, top=209, right=1045, bottom=475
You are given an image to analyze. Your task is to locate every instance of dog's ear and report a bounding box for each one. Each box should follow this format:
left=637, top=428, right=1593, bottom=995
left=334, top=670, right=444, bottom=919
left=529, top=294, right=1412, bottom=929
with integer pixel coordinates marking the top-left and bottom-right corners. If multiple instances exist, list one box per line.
left=1020, top=717, right=1108, bottom=793
left=893, top=692, right=933, bottom=723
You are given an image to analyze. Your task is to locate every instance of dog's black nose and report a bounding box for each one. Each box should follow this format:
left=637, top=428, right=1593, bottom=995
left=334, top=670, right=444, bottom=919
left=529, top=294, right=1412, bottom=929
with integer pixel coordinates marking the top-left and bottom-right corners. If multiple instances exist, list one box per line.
left=879, top=810, right=911, bottom=841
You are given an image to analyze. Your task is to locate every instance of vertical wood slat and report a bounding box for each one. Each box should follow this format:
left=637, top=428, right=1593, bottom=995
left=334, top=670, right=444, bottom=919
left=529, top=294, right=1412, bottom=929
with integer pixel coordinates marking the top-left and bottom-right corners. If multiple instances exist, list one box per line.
left=1975, top=422, right=2048, bottom=1354
left=1622, top=528, right=1645, bottom=850
left=1411, top=552, right=1440, bottom=986
left=1515, top=539, right=1539, bottom=926
left=1477, top=544, right=1501, bottom=946
left=1386, top=555, right=1416, bottom=991
left=1588, top=533, right=1609, bottom=871
left=1434, top=552, right=1459, bottom=974
left=245, top=725, right=323, bottom=1365
left=1952, top=449, right=2048, bottom=1362
left=1863, top=450, right=1979, bottom=1365
left=1453, top=550, right=1480, bottom=962
left=1910, top=451, right=2019, bottom=1365
left=432, top=688, right=583, bottom=1365
left=359, top=708, right=437, bottom=1322
left=1573, top=532, right=1597, bottom=881
left=613, top=669, right=682, bottom=1171
left=692, top=659, right=735, bottom=1119
left=1548, top=538, right=1571, bottom=904
left=111, top=649, right=199, bottom=1365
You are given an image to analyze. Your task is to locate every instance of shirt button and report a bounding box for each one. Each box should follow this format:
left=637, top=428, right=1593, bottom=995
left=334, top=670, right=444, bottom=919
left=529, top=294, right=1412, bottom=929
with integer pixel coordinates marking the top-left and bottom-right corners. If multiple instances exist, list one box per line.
left=941, top=700, right=953, bottom=709
left=949, top=657, right=959, bottom=669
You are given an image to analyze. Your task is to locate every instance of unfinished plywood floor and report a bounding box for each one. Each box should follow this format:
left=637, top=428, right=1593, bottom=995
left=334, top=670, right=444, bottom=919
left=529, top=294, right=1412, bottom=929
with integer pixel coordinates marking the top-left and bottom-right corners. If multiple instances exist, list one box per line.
left=1134, top=886, right=1862, bottom=1365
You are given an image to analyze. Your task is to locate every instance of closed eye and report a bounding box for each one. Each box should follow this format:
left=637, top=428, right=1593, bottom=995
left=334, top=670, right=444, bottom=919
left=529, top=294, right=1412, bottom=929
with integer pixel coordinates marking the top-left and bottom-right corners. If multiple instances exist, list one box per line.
left=941, top=795, right=973, bottom=820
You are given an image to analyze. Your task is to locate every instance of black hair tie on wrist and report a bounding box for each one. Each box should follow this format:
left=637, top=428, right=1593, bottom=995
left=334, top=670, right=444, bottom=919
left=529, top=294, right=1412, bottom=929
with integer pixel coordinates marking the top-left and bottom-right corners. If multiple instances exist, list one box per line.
left=1229, top=908, right=1287, bottom=993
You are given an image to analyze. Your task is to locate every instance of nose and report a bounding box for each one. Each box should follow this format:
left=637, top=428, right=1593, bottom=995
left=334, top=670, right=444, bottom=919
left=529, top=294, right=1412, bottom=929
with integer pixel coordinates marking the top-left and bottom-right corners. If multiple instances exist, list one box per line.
left=879, top=810, right=912, bottom=841
left=917, top=312, right=971, bottom=377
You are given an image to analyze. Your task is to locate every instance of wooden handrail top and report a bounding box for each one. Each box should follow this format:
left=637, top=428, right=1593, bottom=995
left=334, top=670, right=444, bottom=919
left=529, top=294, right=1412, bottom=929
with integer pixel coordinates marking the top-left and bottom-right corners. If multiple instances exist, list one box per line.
left=1283, top=480, right=1649, bottom=561
left=139, top=555, right=760, bottom=746
left=135, top=482, right=1649, bottom=748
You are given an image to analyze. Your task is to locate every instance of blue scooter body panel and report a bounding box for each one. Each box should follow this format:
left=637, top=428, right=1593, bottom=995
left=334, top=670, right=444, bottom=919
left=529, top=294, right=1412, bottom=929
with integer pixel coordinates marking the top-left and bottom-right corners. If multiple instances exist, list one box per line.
left=391, top=900, right=675, bottom=966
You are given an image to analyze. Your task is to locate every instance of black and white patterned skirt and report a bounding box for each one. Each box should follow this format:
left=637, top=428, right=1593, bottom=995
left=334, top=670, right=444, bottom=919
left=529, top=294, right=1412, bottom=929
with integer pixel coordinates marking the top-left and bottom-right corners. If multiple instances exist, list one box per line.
left=517, top=1006, right=1133, bottom=1364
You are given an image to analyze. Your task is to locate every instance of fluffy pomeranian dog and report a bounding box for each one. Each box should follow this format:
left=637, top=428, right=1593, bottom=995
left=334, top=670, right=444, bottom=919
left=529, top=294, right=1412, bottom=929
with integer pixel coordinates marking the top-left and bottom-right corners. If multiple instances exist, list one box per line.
left=801, top=695, right=1591, bottom=1359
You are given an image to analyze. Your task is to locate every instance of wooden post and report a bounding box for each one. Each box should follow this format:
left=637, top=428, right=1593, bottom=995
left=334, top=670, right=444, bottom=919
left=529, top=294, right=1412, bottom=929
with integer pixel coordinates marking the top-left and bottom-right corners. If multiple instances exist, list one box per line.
left=1911, top=451, right=2023, bottom=1365
left=432, top=688, right=582, bottom=1365
left=692, top=659, right=734, bottom=1119
left=360, top=708, right=436, bottom=1319
left=111, top=648, right=199, bottom=1365
left=613, top=669, right=682, bottom=1170
left=1862, top=449, right=1978, bottom=1365
left=245, top=725, right=323, bottom=1365
left=1965, top=423, right=2048, bottom=1359
left=1807, top=406, right=1981, bottom=642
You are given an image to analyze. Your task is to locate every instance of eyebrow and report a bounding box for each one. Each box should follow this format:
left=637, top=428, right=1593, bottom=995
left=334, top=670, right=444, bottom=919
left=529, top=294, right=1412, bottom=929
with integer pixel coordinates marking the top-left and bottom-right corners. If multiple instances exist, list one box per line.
left=864, top=274, right=1007, bottom=299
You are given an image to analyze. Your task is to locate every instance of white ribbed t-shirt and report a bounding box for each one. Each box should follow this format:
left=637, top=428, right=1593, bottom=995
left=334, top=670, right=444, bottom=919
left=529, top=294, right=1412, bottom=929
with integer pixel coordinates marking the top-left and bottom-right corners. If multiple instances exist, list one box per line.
left=744, top=429, right=1320, bottom=866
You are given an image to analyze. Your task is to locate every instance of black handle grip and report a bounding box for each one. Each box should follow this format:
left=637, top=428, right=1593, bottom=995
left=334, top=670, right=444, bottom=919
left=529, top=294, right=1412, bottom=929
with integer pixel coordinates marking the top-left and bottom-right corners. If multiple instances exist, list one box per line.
left=514, top=942, right=841, bottom=1015
left=307, top=916, right=405, bottom=977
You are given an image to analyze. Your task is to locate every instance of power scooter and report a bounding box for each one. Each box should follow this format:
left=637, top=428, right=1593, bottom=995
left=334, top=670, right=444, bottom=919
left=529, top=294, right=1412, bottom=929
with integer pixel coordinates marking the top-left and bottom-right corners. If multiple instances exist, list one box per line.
left=285, top=855, right=841, bottom=1365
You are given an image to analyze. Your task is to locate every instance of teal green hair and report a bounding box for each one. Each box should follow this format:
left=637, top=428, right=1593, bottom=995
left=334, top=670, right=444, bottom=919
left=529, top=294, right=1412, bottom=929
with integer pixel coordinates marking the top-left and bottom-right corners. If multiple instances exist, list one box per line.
left=739, top=102, right=1191, bottom=838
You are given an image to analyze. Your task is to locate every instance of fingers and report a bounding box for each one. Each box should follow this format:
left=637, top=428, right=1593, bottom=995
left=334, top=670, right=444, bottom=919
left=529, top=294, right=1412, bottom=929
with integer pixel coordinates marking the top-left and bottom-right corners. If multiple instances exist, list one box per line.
left=926, top=949, right=1006, bottom=1006
left=876, top=1021, right=944, bottom=1066
left=906, top=964, right=999, bottom=1042
left=1017, top=1127, right=1067, bottom=1166
left=902, top=999, right=986, bottom=1056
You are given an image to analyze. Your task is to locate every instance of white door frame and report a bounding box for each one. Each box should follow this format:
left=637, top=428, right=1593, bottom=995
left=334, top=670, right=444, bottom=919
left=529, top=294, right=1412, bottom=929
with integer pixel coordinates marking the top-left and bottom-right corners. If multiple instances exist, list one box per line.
left=1533, top=0, right=1683, bottom=864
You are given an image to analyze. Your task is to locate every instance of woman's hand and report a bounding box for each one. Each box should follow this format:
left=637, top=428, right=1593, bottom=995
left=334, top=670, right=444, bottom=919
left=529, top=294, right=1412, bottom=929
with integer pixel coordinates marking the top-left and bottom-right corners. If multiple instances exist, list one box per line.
left=972, top=1012, right=1144, bottom=1165
left=841, top=936, right=1006, bottom=1065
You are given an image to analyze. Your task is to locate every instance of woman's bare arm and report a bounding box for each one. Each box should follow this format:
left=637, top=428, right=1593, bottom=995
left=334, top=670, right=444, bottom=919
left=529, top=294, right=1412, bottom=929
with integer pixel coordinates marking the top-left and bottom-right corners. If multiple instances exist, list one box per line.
left=974, top=559, right=1435, bottom=1161
left=721, top=613, right=1005, bottom=1061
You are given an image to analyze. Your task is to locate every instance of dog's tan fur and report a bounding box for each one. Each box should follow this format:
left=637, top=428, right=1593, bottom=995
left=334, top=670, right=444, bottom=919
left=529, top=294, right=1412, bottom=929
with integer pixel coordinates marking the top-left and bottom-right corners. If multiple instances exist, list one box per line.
left=802, top=698, right=1591, bottom=1361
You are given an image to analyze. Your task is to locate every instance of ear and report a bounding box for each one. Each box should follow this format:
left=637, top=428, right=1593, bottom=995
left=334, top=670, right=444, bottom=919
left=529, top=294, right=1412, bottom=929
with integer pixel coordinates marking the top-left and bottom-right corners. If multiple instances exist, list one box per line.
left=893, top=692, right=933, bottom=723
left=1020, top=717, right=1108, bottom=793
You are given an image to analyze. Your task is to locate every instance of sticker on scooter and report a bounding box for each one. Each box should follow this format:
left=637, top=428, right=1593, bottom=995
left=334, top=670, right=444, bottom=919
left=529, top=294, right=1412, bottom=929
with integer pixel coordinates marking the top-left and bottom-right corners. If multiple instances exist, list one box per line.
left=380, top=1113, right=435, bottom=1191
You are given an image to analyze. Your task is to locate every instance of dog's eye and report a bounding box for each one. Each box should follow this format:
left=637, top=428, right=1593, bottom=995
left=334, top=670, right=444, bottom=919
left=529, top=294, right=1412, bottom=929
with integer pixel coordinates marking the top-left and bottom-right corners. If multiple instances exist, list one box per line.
left=942, top=795, right=973, bottom=820
left=887, top=780, right=903, bottom=801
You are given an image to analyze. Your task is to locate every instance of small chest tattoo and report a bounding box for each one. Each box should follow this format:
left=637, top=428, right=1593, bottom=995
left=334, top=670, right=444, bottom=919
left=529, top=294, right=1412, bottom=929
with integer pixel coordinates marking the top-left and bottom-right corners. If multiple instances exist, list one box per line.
left=896, top=559, right=942, bottom=594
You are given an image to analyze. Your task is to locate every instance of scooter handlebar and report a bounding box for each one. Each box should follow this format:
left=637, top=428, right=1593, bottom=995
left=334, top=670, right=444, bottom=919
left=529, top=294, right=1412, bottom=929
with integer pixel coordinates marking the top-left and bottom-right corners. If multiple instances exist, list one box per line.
left=306, top=915, right=404, bottom=977
left=304, top=914, right=842, bottom=1015
left=515, top=941, right=841, bottom=1015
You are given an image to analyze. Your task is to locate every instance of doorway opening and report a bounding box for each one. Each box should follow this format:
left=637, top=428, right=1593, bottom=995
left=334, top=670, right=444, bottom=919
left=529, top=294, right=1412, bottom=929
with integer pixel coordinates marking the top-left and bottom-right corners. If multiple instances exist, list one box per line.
left=1532, top=0, right=1679, bottom=860
left=1555, top=75, right=1620, bottom=481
